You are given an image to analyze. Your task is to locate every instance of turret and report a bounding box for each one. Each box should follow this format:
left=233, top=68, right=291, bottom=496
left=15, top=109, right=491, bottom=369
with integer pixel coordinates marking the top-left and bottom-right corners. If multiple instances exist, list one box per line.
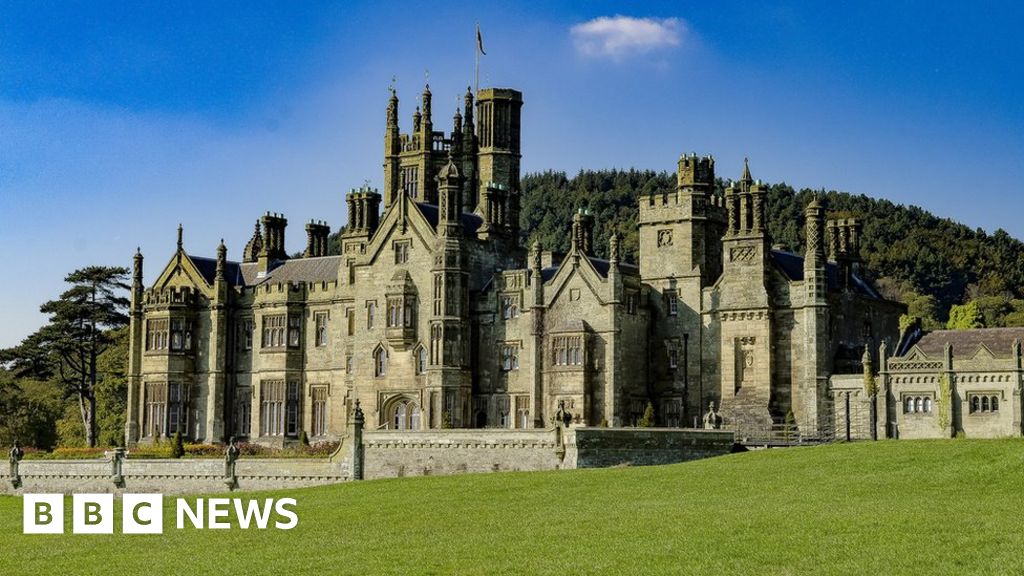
left=437, top=154, right=462, bottom=237
left=383, top=88, right=401, bottom=207
left=804, top=196, right=827, bottom=304
left=420, top=84, right=432, bottom=138
left=475, top=88, right=522, bottom=212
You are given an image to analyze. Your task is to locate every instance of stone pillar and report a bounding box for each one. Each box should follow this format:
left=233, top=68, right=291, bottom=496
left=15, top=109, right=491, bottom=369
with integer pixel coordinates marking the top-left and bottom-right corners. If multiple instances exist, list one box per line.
left=351, top=400, right=365, bottom=480
left=125, top=248, right=144, bottom=446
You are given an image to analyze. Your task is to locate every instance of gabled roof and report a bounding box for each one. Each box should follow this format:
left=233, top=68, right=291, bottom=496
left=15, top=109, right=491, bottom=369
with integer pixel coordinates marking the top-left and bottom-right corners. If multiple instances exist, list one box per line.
left=909, top=327, right=1024, bottom=358
left=769, top=250, right=882, bottom=300
left=414, top=202, right=484, bottom=236
left=539, top=255, right=637, bottom=283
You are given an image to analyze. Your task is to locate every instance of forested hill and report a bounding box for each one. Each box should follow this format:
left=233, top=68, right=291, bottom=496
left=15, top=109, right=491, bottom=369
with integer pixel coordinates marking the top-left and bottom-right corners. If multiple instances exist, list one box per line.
left=519, top=169, right=1024, bottom=328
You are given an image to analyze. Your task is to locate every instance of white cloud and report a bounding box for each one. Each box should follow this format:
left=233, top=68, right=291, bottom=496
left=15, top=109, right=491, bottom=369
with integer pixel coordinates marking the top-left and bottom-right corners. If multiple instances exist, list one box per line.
left=571, top=15, right=684, bottom=60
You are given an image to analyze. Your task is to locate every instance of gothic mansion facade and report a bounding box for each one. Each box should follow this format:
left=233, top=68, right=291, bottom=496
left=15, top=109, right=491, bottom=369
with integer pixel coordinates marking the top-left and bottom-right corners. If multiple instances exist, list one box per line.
left=125, top=83, right=904, bottom=446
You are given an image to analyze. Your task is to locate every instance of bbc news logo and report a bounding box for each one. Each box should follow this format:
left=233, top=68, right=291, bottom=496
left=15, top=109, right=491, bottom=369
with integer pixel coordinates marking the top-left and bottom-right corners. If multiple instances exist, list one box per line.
left=23, top=494, right=298, bottom=534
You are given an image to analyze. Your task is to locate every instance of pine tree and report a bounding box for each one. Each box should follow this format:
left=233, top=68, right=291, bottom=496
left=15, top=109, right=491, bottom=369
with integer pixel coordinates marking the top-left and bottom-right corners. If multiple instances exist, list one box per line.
left=2, top=266, right=129, bottom=447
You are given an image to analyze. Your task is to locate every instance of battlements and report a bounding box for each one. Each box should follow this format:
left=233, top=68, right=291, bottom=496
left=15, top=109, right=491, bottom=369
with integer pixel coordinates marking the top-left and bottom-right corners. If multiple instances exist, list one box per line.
left=677, top=152, right=716, bottom=190
left=639, top=152, right=726, bottom=224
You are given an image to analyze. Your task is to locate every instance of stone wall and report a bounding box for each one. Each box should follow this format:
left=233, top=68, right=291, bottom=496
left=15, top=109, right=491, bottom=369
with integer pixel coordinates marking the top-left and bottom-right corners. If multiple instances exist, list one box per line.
left=1, top=427, right=734, bottom=494
left=1, top=450, right=351, bottom=496
left=572, top=428, right=735, bottom=468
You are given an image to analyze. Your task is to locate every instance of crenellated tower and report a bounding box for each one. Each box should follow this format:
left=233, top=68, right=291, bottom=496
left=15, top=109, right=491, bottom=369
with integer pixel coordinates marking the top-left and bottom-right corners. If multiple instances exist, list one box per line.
left=638, top=152, right=726, bottom=423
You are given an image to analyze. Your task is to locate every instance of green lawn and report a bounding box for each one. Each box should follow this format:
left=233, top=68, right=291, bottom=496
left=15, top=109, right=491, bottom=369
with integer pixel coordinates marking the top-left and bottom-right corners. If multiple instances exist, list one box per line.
left=2, top=440, right=1024, bottom=575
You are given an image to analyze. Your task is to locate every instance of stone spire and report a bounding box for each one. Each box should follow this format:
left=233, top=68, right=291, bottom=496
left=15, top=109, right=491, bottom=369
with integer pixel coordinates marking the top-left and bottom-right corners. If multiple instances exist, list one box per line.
left=741, top=157, right=753, bottom=188
left=242, top=220, right=263, bottom=263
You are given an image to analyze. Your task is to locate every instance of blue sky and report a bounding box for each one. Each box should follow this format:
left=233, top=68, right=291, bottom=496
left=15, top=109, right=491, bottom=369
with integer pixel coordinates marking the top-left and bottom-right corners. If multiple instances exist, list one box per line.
left=2, top=1, right=1023, bottom=347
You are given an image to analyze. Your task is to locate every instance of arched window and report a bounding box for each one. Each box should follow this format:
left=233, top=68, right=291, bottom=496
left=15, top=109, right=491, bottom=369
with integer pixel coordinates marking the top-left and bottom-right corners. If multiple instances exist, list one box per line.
left=915, top=397, right=922, bottom=413
left=374, top=347, right=388, bottom=377
left=416, top=346, right=427, bottom=375
left=394, top=402, right=407, bottom=429
left=905, top=397, right=914, bottom=413
left=971, top=396, right=980, bottom=413
left=991, top=396, right=999, bottom=412
left=923, top=397, right=932, bottom=413
left=982, top=396, right=989, bottom=412
left=410, top=404, right=421, bottom=429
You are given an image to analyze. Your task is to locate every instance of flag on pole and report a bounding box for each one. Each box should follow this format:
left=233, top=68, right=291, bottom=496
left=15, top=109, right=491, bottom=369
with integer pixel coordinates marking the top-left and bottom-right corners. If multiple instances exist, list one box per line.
left=476, top=24, right=486, bottom=56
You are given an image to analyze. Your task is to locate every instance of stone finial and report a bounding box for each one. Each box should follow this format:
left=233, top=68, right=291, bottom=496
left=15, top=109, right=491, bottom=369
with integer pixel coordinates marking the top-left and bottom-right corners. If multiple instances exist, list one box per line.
left=215, top=239, right=227, bottom=280
left=609, top=233, right=620, bottom=263
left=741, top=157, right=753, bottom=186
left=176, top=223, right=183, bottom=252
left=132, top=247, right=144, bottom=283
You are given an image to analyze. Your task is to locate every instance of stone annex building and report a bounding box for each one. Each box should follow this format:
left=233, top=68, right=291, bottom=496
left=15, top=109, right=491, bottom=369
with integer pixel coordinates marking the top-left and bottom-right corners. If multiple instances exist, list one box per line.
left=124, top=82, right=907, bottom=447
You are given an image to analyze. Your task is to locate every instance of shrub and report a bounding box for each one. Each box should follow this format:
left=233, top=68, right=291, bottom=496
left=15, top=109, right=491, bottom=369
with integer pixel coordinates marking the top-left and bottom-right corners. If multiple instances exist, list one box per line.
left=171, top=431, right=185, bottom=458
left=637, top=402, right=655, bottom=427
left=183, top=443, right=222, bottom=457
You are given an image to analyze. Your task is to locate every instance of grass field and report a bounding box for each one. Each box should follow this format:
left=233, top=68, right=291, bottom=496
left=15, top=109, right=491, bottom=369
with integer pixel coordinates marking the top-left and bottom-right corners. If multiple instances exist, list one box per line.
left=2, top=439, right=1024, bottom=575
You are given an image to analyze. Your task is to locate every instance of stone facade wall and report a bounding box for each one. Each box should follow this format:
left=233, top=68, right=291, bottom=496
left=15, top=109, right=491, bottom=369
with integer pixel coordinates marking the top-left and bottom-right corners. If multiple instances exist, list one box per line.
left=2, top=428, right=734, bottom=494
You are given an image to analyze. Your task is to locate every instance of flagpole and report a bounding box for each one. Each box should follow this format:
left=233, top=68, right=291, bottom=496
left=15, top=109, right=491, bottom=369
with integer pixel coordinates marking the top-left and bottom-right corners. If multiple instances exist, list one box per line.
left=474, top=22, right=480, bottom=96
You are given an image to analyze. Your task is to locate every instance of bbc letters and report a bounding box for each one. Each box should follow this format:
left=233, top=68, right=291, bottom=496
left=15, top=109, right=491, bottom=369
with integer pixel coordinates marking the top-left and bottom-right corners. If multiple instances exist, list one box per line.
left=23, top=494, right=298, bottom=534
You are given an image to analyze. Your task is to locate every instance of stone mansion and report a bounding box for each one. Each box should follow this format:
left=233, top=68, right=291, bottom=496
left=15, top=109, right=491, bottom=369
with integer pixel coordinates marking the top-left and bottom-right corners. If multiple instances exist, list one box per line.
left=124, top=81, right=906, bottom=446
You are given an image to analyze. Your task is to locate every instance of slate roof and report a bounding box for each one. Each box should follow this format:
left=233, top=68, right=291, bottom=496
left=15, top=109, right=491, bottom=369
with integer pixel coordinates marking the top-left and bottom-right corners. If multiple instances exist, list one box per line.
left=539, top=255, right=638, bottom=283
left=769, top=250, right=882, bottom=300
left=909, top=327, right=1024, bottom=358
left=188, top=255, right=245, bottom=287
left=414, top=202, right=484, bottom=236
left=228, top=254, right=339, bottom=284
